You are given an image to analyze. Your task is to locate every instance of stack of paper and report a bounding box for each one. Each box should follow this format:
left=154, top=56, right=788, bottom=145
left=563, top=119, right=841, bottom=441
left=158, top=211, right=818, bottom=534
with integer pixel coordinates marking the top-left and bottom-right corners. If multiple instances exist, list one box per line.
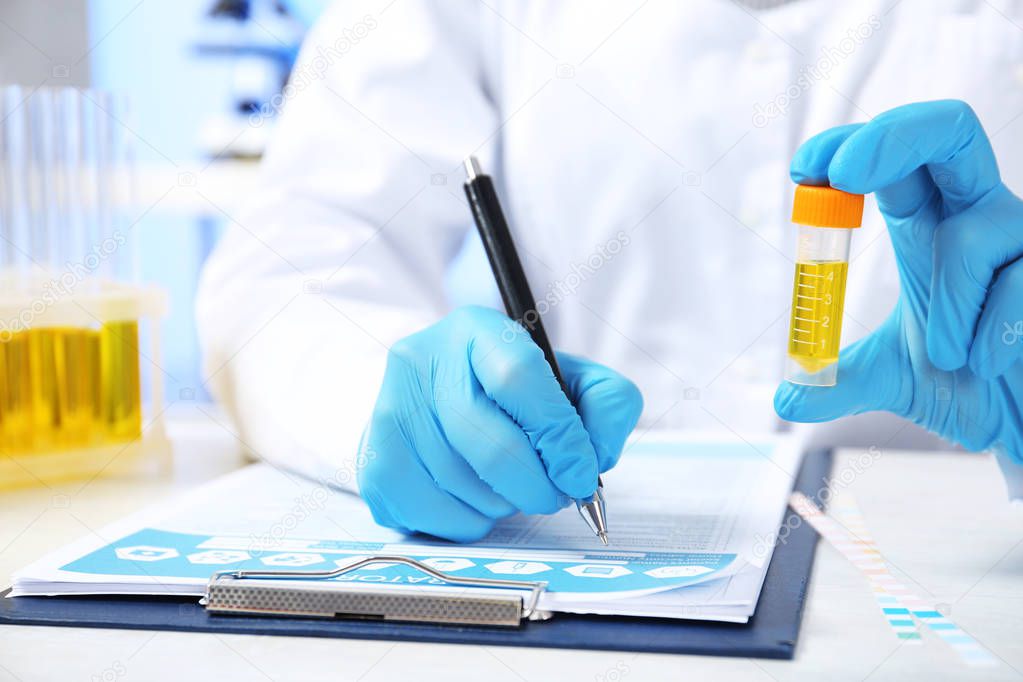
left=11, top=433, right=802, bottom=623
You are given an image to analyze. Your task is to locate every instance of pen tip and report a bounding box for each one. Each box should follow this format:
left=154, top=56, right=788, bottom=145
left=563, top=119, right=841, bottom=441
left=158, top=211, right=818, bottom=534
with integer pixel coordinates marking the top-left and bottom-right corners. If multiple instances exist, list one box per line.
left=598, top=532, right=608, bottom=546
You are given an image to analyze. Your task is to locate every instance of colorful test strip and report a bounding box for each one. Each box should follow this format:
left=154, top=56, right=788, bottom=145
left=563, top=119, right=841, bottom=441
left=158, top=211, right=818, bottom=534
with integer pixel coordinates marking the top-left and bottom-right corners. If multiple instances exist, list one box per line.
left=826, top=493, right=996, bottom=666
left=789, top=492, right=922, bottom=643
left=789, top=492, right=996, bottom=666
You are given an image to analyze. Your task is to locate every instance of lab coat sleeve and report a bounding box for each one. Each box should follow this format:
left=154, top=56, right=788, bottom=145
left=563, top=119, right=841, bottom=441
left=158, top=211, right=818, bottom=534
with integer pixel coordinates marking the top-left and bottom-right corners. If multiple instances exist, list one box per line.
left=195, top=0, right=496, bottom=489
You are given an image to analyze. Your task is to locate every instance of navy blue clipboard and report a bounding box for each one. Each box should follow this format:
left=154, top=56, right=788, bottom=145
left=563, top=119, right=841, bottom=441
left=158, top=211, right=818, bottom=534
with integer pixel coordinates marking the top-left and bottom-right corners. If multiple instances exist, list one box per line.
left=0, top=450, right=831, bottom=659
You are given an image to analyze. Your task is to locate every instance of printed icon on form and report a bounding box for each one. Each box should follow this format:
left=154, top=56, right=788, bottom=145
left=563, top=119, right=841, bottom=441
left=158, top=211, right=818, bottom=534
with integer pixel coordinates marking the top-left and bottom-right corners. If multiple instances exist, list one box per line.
left=422, top=558, right=476, bottom=572
left=564, top=565, right=633, bottom=579
left=187, top=550, right=250, bottom=565
left=114, top=546, right=180, bottom=562
left=261, top=553, right=325, bottom=567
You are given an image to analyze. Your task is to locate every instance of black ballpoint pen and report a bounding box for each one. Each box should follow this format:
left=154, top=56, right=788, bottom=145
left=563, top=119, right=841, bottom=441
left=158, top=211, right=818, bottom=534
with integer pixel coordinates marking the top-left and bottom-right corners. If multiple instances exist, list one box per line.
left=462, top=156, right=609, bottom=546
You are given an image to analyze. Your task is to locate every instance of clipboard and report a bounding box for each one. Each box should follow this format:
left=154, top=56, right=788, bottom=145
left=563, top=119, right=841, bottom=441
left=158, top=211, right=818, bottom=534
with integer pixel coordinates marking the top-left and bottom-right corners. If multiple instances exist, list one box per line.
left=0, top=450, right=831, bottom=659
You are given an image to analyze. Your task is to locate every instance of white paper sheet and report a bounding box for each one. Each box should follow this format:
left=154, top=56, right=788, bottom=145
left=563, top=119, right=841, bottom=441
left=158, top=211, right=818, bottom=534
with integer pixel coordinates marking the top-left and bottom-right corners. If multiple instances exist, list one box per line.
left=11, top=432, right=802, bottom=622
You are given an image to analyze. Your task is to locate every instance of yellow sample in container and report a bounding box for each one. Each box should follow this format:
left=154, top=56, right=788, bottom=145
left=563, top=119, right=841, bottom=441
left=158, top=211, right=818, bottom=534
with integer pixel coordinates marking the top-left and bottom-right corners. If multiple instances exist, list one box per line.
left=0, top=283, right=166, bottom=489
left=785, top=185, right=864, bottom=386
left=0, top=329, right=32, bottom=451
left=0, top=322, right=142, bottom=454
left=101, top=320, right=143, bottom=442
left=788, top=261, right=848, bottom=374
left=27, top=327, right=96, bottom=451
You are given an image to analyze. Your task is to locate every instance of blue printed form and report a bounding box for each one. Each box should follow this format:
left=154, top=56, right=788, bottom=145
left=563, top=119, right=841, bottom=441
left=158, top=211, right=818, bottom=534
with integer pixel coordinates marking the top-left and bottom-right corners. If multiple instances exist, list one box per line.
left=11, top=433, right=802, bottom=622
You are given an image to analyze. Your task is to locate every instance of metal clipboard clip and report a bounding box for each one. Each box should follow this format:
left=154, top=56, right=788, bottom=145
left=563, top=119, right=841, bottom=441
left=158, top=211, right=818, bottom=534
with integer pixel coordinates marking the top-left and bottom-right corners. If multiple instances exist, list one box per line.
left=202, top=555, right=550, bottom=628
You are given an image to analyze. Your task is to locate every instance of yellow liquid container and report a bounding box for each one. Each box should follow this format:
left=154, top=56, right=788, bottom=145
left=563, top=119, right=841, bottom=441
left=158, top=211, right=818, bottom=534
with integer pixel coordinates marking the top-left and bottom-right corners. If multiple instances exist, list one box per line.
left=1, top=322, right=140, bottom=452
left=0, top=281, right=168, bottom=489
left=1, top=86, right=170, bottom=489
left=785, top=186, right=864, bottom=387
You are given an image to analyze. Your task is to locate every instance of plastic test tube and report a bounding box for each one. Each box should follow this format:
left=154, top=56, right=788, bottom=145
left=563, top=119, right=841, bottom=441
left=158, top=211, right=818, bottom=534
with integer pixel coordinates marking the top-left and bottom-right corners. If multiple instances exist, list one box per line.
left=785, top=185, right=864, bottom=387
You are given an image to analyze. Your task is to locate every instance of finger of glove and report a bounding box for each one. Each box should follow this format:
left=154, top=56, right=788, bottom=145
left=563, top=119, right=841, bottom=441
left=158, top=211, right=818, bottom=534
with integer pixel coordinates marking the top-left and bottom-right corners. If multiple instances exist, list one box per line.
left=556, top=352, right=643, bottom=472
left=790, top=123, right=864, bottom=186
left=827, top=100, right=1000, bottom=214
left=438, top=380, right=569, bottom=515
left=969, top=256, right=1023, bottom=379
left=359, top=415, right=495, bottom=542
left=468, top=318, right=600, bottom=500
left=928, top=189, right=1023, bottom=370
left=413, top=418, right=519, bottom=520
left=368, top=343, right=518, bottom=521
left=774, top=323, right=906, bottom=423
left=791, top=120, right=936, bottom=220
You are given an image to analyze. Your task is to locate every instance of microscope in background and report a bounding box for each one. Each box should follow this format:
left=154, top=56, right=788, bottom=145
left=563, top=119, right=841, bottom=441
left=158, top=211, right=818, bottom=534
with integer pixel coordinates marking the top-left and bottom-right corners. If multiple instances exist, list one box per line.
left=193, top=0, right=311, bottom=161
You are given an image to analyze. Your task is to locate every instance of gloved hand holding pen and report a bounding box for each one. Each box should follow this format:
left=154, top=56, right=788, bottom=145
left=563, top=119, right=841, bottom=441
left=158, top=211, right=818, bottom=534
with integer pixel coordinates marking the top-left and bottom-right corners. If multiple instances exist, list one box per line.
left=358, top=305, right=643, bottom=542
left=775, top=100, right=1023, bottom=464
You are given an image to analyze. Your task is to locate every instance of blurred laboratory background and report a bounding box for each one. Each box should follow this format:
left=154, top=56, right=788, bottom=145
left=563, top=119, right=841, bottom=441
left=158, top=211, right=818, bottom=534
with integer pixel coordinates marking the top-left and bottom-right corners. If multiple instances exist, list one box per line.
left=1, top=0, right=326, bottom=405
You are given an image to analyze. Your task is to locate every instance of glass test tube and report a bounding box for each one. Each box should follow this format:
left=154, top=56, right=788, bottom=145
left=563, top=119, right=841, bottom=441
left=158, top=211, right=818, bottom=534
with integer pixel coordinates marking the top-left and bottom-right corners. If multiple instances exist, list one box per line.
left=785, top=185, right=864, bottom=387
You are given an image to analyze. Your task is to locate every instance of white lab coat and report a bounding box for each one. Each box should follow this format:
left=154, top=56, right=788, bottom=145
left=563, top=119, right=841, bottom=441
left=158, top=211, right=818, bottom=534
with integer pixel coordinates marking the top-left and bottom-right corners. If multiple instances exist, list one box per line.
left=196, top=0, right=1023, bottom=488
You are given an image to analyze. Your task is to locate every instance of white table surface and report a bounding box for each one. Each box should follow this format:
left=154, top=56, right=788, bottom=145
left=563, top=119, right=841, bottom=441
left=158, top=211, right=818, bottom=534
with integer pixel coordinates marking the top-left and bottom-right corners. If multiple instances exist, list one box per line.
left=1, top=407, right=1022, bottom=682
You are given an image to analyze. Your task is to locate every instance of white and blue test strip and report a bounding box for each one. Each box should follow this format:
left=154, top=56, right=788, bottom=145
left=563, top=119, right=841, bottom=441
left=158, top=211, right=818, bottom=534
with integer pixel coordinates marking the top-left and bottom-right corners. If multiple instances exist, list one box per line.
left=789, top=491, right=997, bottom=667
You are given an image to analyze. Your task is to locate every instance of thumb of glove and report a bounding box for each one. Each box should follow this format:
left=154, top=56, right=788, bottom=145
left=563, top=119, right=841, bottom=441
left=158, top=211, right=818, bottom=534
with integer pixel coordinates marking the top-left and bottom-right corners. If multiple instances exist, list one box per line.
left=774, top=327, right=904, bottom=423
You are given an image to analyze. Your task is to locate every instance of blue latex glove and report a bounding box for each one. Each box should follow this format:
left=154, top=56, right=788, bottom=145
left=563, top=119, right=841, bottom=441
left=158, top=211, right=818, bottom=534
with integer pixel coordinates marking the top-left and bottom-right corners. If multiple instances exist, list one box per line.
left=358, top=305, right=644, bottom=542
left=775, top=100, right=1023, bottom=463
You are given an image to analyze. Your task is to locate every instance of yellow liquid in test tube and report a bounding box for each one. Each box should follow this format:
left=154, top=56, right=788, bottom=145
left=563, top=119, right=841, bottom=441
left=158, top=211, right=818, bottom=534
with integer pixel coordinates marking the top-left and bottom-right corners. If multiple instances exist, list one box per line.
left=787, top=261, right=848, bottom=375
left=101, top=321, right=143, bottom=442
left=31, top=327, right=100, bottom=450
left=0, top=322, right=142, bottom=454
left=0, top=331, right=33, bottom=451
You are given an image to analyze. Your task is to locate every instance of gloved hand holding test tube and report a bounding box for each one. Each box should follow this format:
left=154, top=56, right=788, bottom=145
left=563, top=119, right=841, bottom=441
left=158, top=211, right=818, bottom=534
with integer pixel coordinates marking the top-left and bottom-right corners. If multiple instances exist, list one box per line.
left=775, top=100, right=1023, bottom=467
